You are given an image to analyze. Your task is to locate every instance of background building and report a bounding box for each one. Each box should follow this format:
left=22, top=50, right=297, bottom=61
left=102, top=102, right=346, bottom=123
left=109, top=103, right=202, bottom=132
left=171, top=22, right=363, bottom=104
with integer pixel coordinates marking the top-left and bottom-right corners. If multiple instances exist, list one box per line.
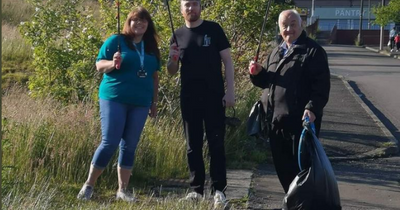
left=294, top=0, right=395, bottom=31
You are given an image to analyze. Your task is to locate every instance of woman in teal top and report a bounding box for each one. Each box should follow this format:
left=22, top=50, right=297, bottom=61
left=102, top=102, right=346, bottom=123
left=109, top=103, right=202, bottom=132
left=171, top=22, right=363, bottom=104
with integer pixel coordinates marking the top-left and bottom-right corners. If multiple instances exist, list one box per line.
left=77, top=6, right=160, bottom=202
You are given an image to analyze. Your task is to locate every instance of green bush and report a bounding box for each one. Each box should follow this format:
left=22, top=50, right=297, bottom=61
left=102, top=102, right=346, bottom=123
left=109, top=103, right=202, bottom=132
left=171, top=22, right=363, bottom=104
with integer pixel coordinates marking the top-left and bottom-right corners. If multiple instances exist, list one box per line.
left=20, top=0, right=103, bottom=102
left=3, top=0, right=296, bottom=207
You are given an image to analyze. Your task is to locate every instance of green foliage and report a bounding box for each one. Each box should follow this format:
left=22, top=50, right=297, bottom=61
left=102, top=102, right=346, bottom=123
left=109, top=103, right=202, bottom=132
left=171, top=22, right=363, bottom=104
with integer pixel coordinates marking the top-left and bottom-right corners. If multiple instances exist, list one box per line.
left=202, top=0, right=292, bottom=67
left=10, top=0, right=295, bottom=180
left=308, top=33, right=317, bottom=41
left=1, top=72, right=30, bottom=90
left=20, top=0, right=103, bottom=102
left=19, top=0, right=294, bottom=104
left=373, top=0, right=400, bottom=26
left=6, top=0, right=296, bottom=207
left=354, top=36, right=361, bottom=46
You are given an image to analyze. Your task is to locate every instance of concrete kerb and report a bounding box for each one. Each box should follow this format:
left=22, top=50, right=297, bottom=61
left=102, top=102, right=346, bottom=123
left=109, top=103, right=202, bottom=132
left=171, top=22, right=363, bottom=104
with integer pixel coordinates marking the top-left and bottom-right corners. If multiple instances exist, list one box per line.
left=330, top=73, right=399, bottom=162
left=364, top=46, right=380, bottom=53
left=226, top=169, right=253, bottom=201
left=226, top=73, right=400, bottom=202
left=365, top=46, right=400, bottom=60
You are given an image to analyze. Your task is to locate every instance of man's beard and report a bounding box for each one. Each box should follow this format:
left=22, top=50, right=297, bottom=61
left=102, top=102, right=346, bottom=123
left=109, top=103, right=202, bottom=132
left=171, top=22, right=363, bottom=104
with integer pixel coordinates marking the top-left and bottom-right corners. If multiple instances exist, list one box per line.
left=187, top=14, right=199, bottom=22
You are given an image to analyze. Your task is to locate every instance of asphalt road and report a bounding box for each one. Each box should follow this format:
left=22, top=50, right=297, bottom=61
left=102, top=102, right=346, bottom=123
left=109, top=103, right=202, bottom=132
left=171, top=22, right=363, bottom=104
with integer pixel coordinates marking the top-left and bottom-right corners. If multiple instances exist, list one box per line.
left=248, top=158, right=400, bottom=210
left=247, top=45, right=400, bottom=210
left=325, top=45, right=400, bottom=142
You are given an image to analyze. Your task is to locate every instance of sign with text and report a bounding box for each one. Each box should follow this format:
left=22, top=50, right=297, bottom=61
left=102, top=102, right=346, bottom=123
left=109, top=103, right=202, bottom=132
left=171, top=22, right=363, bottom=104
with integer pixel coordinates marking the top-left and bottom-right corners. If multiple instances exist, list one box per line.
left=314, top=7, right=375, bottom=19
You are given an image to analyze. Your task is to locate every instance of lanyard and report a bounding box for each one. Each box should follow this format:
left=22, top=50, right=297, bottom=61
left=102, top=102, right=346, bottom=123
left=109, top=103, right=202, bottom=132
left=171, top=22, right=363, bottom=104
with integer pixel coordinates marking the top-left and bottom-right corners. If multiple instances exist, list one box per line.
left=134, top=41, right=144, bottom=69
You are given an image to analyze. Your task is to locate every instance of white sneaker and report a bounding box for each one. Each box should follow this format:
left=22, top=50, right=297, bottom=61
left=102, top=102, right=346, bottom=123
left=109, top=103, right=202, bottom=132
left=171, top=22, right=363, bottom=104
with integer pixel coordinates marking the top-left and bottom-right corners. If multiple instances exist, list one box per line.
left=180, top=191, right=203, bottom=202
left=391, top=49, right=395, bottom=52
left=213, top=190, right=228, bottom=209
left=77, top=184, right=93, bottom=200
left=116, top=189, right=135, bottom=202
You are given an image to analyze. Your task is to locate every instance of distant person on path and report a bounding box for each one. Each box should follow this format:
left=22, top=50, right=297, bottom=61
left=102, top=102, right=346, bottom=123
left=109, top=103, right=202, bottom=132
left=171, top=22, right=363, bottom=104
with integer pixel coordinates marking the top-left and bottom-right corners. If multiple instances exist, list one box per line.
left=389, top=27, right=397, bottom=52
left=248, top=9, right=330, bottom=194
left=394, top=33, right=400, bottom=52
left=167, top=0, right=235, bottom=208
left=77, top=6, right=160, bottom=202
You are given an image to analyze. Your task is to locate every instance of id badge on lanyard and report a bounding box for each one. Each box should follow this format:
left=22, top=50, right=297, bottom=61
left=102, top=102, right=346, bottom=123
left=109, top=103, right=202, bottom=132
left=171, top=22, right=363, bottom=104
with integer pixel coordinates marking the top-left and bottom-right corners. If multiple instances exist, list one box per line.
left=135, top=41, right=147, bottom=78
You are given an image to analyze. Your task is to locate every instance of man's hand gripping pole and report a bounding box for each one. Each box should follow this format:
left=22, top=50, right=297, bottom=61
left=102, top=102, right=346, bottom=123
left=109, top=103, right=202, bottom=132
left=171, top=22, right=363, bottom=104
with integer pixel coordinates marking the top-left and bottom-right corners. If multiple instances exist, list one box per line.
left=250, top=0, right=273, bottom=74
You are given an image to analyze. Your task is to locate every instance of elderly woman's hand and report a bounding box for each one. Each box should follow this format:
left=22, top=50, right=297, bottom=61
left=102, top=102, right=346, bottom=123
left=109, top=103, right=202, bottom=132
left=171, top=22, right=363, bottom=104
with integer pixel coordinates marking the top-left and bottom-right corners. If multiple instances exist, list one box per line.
left=113, top=52, right=121, bottom=69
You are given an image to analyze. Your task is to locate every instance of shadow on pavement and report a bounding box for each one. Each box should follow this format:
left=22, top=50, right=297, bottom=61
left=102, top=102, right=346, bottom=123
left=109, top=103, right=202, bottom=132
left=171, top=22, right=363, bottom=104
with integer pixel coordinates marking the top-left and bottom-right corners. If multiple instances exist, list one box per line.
left=348, top=81, right=400, bottom=142
left=328, top=52, right=389, bottom=58
left=333, top=159, right=400, bottom=188
left=330, top=63, right=399, bottom=67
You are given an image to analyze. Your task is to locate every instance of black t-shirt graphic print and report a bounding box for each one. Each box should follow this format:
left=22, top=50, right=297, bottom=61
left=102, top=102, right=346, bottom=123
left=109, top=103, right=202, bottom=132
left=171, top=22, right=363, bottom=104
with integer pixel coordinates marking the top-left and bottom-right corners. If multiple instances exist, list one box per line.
left=173, top=21, right=231, bottom=97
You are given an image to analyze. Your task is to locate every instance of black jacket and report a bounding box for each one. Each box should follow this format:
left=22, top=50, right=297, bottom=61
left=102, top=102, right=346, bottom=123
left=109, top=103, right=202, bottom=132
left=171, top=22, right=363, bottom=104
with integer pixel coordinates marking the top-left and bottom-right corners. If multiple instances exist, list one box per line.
left=251, top=31, right=330, bottom=132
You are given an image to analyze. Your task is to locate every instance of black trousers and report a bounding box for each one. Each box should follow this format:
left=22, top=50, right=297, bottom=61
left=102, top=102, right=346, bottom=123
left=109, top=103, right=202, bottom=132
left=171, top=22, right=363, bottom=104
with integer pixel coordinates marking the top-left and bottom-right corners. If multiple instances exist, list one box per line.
left=181, top=95, right=226, bottom=195
left=390, top=37, right=395, bottom=49
left=269, top=117, right=322, bottom=193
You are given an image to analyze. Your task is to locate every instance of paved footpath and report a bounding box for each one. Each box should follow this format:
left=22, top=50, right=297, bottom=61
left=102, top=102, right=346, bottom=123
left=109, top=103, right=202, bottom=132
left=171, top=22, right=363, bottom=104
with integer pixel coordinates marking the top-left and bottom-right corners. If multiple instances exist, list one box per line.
left=246, top=74, right=400, bottom=210
left=244, top=46, right=400, bottom=210
left=156, top=46, right=400, bottom=210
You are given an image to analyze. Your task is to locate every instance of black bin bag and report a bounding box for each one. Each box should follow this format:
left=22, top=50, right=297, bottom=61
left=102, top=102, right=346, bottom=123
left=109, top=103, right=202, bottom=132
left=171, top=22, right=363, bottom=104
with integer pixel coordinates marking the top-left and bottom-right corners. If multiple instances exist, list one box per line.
left=283, top=119, right=341, bottom=210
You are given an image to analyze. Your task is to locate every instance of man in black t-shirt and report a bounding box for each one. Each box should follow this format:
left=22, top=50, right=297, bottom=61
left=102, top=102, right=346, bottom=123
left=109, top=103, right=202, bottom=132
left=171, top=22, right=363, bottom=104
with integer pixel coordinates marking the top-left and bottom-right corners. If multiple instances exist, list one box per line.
left=167, top=0, right=235, bottom=207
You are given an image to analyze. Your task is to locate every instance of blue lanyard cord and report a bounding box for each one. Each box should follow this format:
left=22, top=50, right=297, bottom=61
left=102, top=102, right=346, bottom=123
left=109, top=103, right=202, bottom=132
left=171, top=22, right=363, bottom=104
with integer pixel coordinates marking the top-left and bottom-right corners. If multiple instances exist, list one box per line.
left=134, top=41, right=144, bottom=69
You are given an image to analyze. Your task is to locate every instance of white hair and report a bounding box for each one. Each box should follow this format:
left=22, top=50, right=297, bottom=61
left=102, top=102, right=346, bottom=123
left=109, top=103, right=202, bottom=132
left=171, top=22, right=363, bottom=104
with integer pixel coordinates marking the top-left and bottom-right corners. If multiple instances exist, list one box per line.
left=279, top=9, right=302, bottom=27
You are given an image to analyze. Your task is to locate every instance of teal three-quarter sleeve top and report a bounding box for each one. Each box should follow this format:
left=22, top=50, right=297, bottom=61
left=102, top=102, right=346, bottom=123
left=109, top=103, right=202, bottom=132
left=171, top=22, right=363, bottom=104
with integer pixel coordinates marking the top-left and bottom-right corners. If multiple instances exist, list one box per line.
left=97, top=35, right=160, bottom=107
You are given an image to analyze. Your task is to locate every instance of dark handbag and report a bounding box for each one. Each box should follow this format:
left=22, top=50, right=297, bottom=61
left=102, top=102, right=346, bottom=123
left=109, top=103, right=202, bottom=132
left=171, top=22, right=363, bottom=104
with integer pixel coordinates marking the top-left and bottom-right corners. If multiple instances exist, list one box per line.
left=247, top=100, right=270, bottom=140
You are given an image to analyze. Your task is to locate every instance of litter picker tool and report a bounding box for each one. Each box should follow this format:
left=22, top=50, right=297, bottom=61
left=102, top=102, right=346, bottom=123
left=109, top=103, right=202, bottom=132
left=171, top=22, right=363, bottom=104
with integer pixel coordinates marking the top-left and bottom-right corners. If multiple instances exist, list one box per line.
left=115, top=0, right=121, bottom=69
left=163, top=0, right=179, bottom=61
left=250, top=0, right=273, bottom=74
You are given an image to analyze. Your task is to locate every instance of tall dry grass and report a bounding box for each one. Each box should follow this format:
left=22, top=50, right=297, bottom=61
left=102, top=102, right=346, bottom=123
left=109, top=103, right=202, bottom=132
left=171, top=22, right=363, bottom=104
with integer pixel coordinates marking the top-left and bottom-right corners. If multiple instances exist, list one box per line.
left=1, top=23, right=32, bottom=62
left=1, top=0, right=268, bottom=208
left=2, top=0, right=34, bottom=89
left=2, top=176, right=238, bottom=210
left=1, top=80, right=264, bottom=199
left=1, top=0, right=33, bottom=26
left=2, top=87, right=101, bottom=187
left=1, top=86, right=191, bottom=189
left=2, top=86, right=254, bottom=209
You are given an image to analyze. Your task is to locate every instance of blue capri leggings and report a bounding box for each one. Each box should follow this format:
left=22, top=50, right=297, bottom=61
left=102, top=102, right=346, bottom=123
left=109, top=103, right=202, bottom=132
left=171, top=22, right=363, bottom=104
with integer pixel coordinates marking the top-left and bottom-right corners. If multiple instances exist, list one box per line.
left=91, top=99, right=149, bottom=169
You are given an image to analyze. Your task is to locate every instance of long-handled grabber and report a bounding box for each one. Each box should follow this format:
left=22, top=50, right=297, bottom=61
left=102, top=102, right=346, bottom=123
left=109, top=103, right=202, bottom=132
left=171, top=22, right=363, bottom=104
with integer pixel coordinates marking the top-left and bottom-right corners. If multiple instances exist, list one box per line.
left=163, top=0, right=179, bottom=61
left=250, top=0, right=273, bottom=74
left=115, top=0, right=121, bottom=69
